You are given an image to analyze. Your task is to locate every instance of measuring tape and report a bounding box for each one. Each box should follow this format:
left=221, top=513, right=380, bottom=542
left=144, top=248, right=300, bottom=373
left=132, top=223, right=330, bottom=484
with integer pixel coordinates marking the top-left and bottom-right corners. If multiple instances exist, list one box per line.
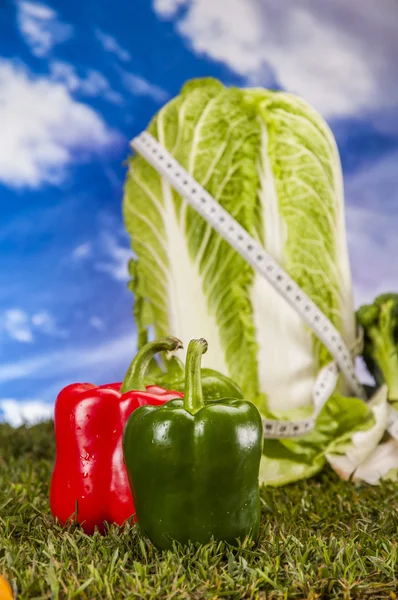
left=131, top=131, right=398, bottom=440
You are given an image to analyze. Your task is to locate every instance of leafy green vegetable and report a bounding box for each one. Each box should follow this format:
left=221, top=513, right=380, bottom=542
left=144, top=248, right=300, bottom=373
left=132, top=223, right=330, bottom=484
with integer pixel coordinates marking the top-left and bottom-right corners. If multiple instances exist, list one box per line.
left=336, top=294, right=398, bottom=485
left=260, top=387, right=375, bottom=486
left=123, top=77, right=372, bottom=485
left=357, top=293, right=398, bottom=402
left=326, top=385, right=390, bottom=484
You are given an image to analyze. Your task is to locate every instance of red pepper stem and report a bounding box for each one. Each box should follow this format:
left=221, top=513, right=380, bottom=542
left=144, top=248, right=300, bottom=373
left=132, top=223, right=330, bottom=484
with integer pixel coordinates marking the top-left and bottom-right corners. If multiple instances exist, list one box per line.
left=120, top=336, right=183, bottom=393
left=184, top=338, right=208, bottom=415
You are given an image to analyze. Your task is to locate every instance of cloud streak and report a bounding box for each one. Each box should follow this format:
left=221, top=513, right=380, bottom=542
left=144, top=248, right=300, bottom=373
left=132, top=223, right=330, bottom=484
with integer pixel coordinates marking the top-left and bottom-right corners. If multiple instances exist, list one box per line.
left=71, top=242, right=93, bottom=261
left=49, top=61, right=124, bottom=104
left=1, top=308, right=68, bottom=343
left=2, top=309, right=34, bottom=343
left=90, top=316, right=105, bottom=330
left=0, top=331, right=137, bottom=385
left=121, top=71, right=169, bottom=103
left=17, top=0, right=73, bottom=57
left=94, top=231, right=133, bottom=281
left=95, top=29, right=131, bottom=62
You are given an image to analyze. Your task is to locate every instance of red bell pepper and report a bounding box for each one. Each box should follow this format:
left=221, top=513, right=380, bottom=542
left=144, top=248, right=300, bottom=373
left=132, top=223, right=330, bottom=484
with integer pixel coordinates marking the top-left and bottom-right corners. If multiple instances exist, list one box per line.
left=50, top=337, right=184, bottom=534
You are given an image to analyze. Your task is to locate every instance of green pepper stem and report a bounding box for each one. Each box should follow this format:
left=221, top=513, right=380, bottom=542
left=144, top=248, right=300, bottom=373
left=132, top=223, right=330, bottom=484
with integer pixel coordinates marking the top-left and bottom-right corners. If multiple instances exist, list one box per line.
left=184, top=338, right=208, bottom=414
left=164, top=355, right=185, bottom=381
left=120, top=336, right=183, bottom=393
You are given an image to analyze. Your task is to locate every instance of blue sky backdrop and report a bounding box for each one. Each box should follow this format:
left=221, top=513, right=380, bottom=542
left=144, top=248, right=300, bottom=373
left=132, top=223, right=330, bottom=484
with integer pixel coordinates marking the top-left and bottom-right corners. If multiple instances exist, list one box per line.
left=1, top=0, right=397, bottom=425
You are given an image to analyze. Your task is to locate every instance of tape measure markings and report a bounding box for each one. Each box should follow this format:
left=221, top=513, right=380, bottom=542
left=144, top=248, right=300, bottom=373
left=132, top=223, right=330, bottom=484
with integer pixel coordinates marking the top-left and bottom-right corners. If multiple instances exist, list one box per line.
left=131, top=131, right=398, bottom=441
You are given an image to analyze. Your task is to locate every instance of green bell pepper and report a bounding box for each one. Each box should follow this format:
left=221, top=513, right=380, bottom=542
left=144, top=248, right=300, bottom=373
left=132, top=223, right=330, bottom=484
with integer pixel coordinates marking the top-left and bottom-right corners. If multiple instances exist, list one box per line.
left=123, top=338, right=263, bottom=550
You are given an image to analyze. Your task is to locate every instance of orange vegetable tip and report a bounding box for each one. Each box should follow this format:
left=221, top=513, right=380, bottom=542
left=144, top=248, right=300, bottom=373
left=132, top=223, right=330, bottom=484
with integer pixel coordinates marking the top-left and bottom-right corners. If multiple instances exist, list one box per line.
left=0, top=575, right=13, bottom=600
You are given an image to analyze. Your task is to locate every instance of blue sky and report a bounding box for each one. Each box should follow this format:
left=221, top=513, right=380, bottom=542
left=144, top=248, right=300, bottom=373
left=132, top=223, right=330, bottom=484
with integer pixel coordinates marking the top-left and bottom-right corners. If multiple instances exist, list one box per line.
left=1, top=0, right=397, bottom=425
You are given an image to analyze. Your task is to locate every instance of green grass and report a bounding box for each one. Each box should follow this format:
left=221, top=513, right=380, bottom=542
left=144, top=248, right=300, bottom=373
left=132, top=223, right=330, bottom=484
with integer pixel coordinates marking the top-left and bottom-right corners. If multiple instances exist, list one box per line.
left=1, top=421, right=398, bottom=599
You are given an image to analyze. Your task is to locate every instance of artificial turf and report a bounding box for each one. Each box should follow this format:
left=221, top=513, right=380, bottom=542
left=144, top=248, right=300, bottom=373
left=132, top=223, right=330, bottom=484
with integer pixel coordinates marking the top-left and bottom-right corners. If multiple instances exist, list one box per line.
left=0, top=420, right=397, bottom=599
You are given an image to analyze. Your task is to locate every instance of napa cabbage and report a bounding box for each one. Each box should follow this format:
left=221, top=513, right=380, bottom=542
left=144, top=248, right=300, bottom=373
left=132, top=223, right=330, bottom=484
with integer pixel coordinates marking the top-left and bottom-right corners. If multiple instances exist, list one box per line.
left=123, top=77, right=376, bottom=485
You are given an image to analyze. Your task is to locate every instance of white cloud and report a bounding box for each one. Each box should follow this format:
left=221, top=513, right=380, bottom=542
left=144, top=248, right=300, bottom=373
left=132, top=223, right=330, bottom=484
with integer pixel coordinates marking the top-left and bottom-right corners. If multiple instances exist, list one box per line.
left=1, top=308, right=67, bottom=342
left=344, top=151, right=398, bottom=308
left=95, top=29, right=131, bottom=62
left=31, top=310, right=68, bottom=337
left=0, top=399, right=54, bottom=427
left=0, top=332, right=137, bottom=384
left=2, top=309, right=33, bottom=343
left=95, top=232, right=133, bottom=281
left=0, top=355, right=54, bottom=384
left=347, top=206, right=398, bottom=308
left=70, top=221, right=132, bottom=281
left=72, top=242, right=92, bottom=260
left=0, top=59, right=120, bottom=188
left=121, top=72, right=168, bottom=103
left=50, top=61, right=123, bottom=104
left=90, top=316, right=105, bottom=330
left=152, top=0, right=398, bottom=117
left=154, top=0, right=188, bottom=17
left=17, top=0, right=73, bottom=57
